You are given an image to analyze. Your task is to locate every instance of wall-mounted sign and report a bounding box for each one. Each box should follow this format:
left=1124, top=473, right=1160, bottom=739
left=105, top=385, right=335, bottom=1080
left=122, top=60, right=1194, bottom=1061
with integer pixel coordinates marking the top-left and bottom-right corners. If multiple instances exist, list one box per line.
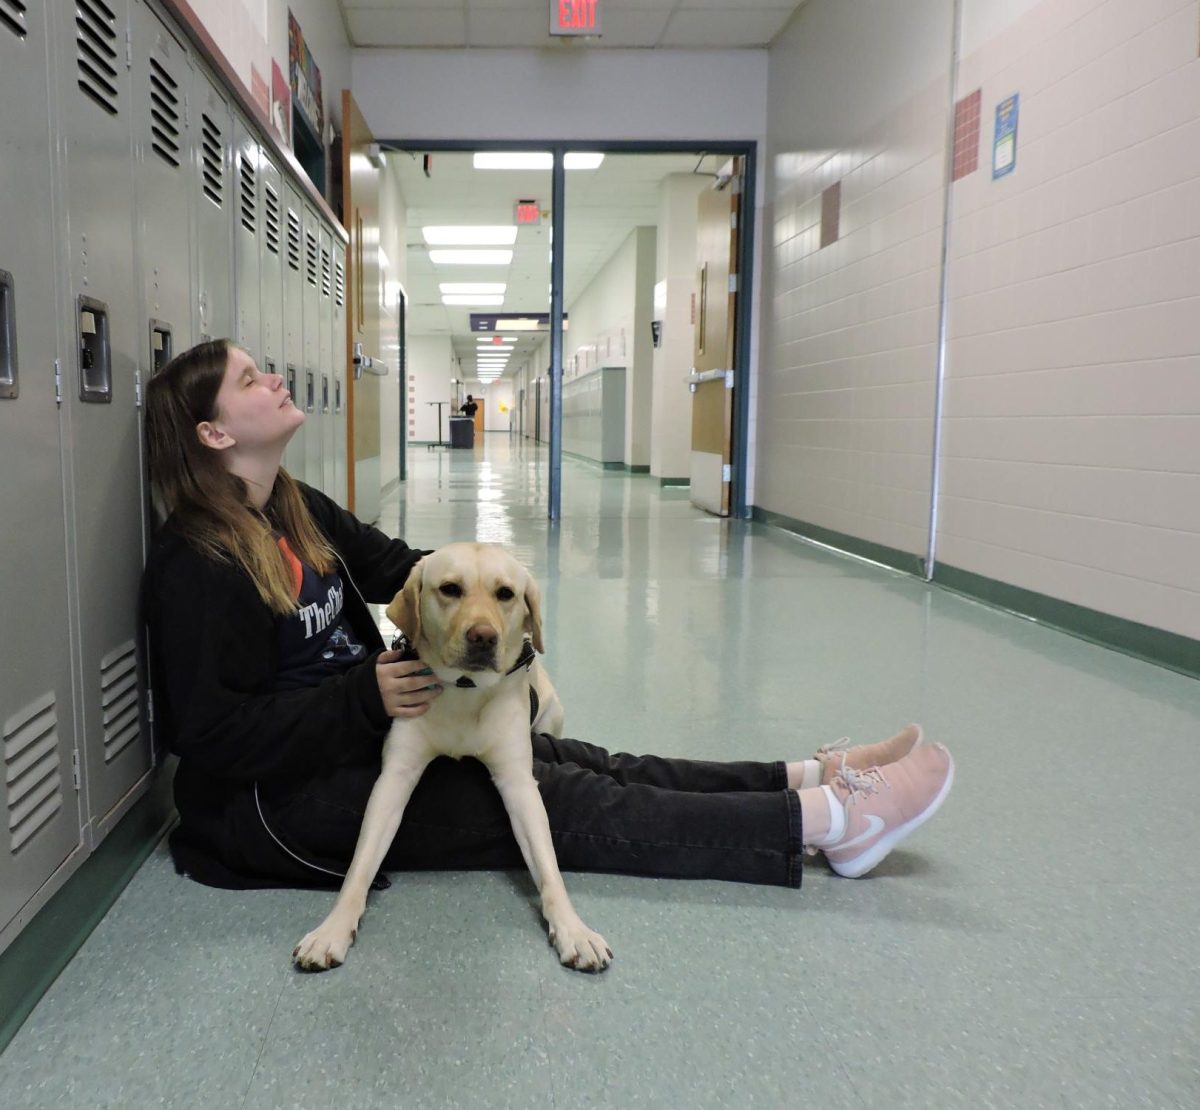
left=551, top=0, right=601, bottom=37
left=287, top=12, right=323, bottom=139
left=993, top=93, right=1019, bottom=180
left=514, top=200, right=541, bottom=226
left=270, top=60, right=291, bottom=147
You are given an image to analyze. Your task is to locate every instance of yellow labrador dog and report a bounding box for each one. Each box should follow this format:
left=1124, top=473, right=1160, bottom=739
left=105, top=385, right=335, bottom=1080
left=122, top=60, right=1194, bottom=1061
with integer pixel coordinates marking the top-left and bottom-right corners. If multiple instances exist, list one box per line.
left=292, top=542, right=612, bottom=973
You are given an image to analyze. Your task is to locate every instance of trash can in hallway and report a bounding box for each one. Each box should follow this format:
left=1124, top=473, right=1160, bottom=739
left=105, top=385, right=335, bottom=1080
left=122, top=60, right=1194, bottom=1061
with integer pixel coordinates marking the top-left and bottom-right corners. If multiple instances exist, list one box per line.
left=448, top=415, right=475, bottom=448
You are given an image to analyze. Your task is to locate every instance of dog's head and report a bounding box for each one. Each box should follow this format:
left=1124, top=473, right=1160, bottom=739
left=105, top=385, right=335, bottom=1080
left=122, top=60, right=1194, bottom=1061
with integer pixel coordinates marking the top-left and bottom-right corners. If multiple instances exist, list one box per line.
left=385, top=543, right=544, bottom=685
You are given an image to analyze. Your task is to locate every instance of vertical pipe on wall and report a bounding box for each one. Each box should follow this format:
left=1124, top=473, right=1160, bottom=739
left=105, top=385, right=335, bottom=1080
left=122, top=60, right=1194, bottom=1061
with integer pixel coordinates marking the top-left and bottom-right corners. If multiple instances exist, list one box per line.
left=549, top=147, right=565, bottom=523
left=925, top=0, right=964, bottom=581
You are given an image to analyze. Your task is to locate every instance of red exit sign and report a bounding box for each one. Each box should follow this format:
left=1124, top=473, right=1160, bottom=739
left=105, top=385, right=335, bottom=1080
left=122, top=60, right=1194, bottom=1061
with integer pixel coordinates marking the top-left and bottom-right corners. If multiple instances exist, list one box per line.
left=514, top=199, right=541, bottom=226
left=551, top=0, right=601, bottom=36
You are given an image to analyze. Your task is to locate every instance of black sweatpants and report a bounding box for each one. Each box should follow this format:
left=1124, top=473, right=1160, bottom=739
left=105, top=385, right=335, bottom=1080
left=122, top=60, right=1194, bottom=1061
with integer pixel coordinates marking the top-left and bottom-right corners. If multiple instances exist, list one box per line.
left=258, top=734, right=805, bottom=889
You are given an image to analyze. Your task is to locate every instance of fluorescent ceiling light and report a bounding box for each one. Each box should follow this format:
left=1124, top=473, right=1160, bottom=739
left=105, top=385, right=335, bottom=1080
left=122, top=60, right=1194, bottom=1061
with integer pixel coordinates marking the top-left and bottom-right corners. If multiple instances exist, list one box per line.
left=477, top=344, right=513, bottom=351
left=473, top=152, right=604, bottom=171
left=429, top=249, right=513, bottom=266
left=440, top=283, right=506, bottom=294
left=442, top=294, right=504, bottom=306
left=565, top=152, right=605, bottom=169
left=477, top=335, right=519, bottom=343
left=423, top=226, right=517, bottom=245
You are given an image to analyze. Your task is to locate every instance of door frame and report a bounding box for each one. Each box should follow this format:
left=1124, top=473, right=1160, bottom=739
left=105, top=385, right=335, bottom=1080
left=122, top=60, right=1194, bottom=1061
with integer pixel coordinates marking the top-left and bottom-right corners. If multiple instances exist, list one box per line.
left=374, top=139, right=757, bottom=521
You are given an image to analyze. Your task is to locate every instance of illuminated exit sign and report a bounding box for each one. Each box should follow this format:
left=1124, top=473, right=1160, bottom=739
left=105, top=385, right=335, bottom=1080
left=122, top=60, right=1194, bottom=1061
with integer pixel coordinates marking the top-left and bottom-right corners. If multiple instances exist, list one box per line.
left=514, top=199, right=541, bottom=226
left=551, top=0, right=601, bottom=37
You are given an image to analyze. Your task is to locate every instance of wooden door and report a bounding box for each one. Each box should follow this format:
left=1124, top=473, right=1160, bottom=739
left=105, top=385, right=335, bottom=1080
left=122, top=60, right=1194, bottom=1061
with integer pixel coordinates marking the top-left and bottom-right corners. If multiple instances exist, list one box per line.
left=688, top=160, right=741, bottom=516
left=341, top=91, right=383, bottom=520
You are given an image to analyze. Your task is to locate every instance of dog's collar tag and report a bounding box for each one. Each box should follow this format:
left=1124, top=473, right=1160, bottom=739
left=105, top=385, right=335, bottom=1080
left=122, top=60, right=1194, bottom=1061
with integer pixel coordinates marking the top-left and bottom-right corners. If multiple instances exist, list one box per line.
left=389, top=631, right=421, bottom=661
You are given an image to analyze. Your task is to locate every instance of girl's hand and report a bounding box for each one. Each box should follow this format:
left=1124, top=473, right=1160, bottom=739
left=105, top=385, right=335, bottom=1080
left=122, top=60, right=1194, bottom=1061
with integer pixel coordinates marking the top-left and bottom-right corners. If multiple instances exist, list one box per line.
left=375, top=651, right=444, bottom=718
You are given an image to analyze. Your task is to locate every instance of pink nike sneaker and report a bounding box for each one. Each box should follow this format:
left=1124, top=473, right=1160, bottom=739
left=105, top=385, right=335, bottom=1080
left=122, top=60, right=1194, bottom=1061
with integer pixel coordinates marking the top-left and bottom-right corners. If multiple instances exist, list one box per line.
left=821, top=743, right=954, bottom=878
left=815, top=724, right=923, bottom=787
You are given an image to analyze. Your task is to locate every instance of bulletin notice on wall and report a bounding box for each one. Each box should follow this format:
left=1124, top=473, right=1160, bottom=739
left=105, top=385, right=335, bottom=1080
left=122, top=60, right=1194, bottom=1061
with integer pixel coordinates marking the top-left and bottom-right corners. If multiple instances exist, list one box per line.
left=993, top=94, right=1019, bottom=179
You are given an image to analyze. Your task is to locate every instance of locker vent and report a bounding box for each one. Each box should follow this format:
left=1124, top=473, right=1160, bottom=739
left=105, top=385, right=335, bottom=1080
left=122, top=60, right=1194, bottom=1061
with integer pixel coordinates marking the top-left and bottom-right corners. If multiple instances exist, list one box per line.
left=200, top=114, right=223, bottom=207
left=1, top=0, right=27, bottom=40
left=100, top=640, right=139, bottom=764
left=305, top=229, right=318, bottom=288
left=148, top=57, right=182, bottom=169
left=286, top=209, right=301, bottom=272
left=264, top=184, right=281, bottom=255
left=4, top=691, right=63, bottom=854
left=76, top=0, right=120, bottom=116
left=335, top=260, right=345, bottom=307
left=239, top=153, right=256, bottom=235
left=320, top=247, right=331, bottom=298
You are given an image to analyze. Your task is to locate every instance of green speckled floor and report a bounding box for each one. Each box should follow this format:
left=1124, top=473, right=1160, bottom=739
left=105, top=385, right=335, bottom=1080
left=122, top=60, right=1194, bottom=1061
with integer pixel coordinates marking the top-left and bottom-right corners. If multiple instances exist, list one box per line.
left=2, top=438, right=1197, bottom=1108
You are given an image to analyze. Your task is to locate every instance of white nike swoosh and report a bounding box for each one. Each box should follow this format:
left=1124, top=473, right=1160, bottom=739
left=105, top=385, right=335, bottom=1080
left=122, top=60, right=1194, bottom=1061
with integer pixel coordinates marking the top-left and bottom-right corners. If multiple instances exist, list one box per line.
left=833, top=814, right=884, bottom=851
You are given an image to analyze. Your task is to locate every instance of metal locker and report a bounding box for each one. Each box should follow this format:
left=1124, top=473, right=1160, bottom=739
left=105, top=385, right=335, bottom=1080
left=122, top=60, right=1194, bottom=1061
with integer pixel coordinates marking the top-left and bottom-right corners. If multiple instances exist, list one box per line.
left=192, top=70, right=232, bottom=343
left=232, top=115, right=261, bottom=359
left=301, top=205, right=322, bottom=490
left=332, top=244, right=348, bottom=506
left=0, top=0, right=86, bottom=949
left=53, top=0, right=153, bottom=839
left=258, top=153, right=284, bottom=381
left=132, top=0, right=192, bottom=541
left=281, top=185, right=306, bottom=481
left=319, top=223, right=335, bottom=496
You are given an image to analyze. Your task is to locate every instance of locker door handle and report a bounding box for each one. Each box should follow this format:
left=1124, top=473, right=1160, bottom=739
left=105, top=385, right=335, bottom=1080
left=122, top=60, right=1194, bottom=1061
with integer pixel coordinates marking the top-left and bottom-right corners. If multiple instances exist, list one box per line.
left=0, top=269, right=16, bottom=399
left=78, top=296, right=112, bottom=403
left=149, top=320, right=173, bottom=374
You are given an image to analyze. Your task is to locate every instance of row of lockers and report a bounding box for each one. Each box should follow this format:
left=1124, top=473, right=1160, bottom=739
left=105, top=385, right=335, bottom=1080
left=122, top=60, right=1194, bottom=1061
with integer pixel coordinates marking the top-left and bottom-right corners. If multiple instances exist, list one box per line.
left=0, top=0, right=349, bottom=954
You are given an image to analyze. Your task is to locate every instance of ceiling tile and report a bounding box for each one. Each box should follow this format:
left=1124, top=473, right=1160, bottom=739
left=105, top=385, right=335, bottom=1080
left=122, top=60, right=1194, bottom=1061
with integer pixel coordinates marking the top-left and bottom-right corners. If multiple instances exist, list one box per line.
left=660, top=8, right=794, bottom=47
left=466, top=7, right=554, bottom=48
left=346, top=8, right=468, bottom=48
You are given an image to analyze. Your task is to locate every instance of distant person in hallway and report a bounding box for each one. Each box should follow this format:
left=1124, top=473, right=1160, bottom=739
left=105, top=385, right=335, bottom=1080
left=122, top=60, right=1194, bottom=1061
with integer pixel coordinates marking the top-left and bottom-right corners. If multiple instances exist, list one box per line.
left=142, top=339, right=954, bottom=909
left=459, top=394, right=478, bottom=418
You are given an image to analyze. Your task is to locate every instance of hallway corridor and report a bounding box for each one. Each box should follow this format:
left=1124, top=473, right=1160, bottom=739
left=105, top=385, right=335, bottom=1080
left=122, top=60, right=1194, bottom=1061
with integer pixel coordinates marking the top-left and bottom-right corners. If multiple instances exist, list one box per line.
left=2, top=437, right=1197, bottom=1108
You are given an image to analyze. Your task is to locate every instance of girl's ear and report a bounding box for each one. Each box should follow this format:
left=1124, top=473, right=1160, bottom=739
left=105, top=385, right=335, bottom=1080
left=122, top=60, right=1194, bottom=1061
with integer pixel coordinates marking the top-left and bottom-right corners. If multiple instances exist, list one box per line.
left=196, top=421, right=235, bottom=450
left=386, top=559, right=424, bottom=642
left=523, top=573, right=544, bottom=655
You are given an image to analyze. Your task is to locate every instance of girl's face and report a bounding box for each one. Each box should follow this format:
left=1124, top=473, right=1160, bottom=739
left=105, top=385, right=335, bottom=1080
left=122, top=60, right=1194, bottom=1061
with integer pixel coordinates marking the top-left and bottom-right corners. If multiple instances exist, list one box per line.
left=205, top=347, right=304, bottom=452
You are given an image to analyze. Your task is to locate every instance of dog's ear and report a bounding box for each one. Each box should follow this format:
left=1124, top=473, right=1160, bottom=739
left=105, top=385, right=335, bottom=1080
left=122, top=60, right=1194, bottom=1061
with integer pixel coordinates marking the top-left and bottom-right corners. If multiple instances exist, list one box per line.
left=386, top=558, right=424, bottom=643
left=523, top=573, right=545, bottom=654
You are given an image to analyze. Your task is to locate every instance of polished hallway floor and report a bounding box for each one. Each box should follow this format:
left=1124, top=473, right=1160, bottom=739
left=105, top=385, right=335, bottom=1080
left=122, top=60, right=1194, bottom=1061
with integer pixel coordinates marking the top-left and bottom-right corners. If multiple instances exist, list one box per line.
left=2, top=436, right=1198, bottom=1108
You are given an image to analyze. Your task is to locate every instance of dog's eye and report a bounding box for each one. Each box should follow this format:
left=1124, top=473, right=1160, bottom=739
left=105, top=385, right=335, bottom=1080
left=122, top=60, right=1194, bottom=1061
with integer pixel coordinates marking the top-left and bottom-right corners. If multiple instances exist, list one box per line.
left=496, top=587, right=515, bottom=602
left=439, top=583, right=463, bottom=598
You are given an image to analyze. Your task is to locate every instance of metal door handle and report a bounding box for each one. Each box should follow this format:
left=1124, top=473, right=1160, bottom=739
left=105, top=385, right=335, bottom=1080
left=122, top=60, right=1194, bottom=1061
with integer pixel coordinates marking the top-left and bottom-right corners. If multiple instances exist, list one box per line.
left=687, top=368, right=732, bottom=392
left=353, top=341, right=389, bottom=379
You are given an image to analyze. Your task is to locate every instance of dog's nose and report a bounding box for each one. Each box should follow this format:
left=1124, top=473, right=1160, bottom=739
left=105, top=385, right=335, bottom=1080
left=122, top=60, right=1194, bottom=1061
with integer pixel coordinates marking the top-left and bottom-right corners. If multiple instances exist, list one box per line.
left=465, top=624, right=498, bottom=648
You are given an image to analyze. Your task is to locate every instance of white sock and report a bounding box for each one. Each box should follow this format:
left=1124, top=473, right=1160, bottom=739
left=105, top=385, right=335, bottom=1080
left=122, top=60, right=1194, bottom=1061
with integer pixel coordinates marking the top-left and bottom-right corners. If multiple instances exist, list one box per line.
left=798, top=759, right=822, bottom=789
left=806, top=786, right=847, bottom=848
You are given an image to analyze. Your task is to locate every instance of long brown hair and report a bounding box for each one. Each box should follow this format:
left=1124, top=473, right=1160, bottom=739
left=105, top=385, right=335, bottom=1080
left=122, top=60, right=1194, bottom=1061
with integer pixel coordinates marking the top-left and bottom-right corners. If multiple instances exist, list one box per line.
left=145, top=338, right=336, bottom=614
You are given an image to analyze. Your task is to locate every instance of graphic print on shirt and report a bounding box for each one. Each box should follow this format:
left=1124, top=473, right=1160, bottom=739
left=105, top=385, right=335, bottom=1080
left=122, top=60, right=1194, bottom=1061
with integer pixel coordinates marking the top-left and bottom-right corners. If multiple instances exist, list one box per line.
left=274, top=536, right=367, bottom=690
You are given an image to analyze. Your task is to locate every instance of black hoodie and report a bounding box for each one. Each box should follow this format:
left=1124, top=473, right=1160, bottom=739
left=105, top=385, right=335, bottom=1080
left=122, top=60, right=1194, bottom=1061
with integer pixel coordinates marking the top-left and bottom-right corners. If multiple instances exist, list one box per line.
left=141, top=481, right=428, bottom=888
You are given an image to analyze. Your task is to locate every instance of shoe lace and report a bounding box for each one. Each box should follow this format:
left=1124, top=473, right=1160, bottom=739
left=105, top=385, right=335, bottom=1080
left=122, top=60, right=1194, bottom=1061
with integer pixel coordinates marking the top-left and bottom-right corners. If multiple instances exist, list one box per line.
left=833, top=763, right=889, bottom=803
left=815, top=738, right=852, bottom=757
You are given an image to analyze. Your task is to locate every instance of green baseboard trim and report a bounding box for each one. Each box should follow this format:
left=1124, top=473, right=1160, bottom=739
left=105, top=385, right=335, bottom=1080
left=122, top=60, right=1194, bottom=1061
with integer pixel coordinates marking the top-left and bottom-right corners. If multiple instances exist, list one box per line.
left=562, top=449, right=626, bottom=470
left=750, top=506, right=925, bottom=577
left=659, top=477, right=689, bottom=487
left=0, top=766, right=176, bottom=1054
left=749, top=505, right=1199, bottom=679
left=628, top=464, right=650, bottom=474
left=933, top=563, right=1200, bottom=679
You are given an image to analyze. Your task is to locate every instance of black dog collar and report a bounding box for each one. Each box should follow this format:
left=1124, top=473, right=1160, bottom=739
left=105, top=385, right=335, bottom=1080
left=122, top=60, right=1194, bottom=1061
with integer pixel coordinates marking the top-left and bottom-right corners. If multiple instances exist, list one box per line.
left=389, top=632, right=536, bottom=688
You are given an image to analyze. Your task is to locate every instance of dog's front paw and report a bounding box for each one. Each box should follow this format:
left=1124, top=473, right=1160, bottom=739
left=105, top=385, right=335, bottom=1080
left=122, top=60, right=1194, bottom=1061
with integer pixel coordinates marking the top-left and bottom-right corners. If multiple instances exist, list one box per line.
left=292, top=920, right=357, bottom=972
left=548, top=917, right=613, bottom=973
